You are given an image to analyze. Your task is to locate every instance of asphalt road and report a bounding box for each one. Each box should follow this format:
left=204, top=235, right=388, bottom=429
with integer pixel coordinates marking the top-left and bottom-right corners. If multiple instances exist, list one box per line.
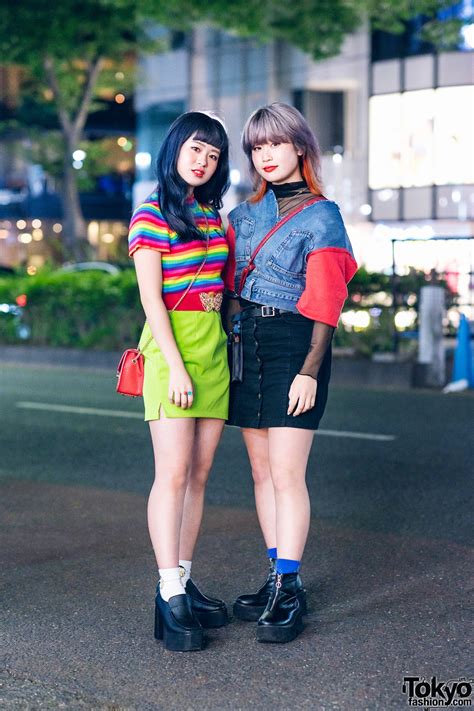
left=1, top=364, right=472, bottom=710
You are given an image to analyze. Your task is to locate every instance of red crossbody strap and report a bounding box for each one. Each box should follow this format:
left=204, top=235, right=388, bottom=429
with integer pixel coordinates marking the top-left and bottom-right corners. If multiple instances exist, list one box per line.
left=238, top=196, right=326, bottom=294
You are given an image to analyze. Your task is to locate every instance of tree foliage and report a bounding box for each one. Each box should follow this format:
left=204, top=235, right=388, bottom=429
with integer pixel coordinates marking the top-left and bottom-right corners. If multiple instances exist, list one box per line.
left=0, top=0, right=463, bottom=118
left=156, top=0, right=465, bottom=59
left=0, top=0, right=465, bottom=257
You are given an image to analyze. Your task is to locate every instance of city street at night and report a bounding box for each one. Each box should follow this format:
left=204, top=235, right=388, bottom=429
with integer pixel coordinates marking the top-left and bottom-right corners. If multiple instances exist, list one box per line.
left=1, top=363, right=471, bottom=710
left=1, top=1, right=473, bottom=708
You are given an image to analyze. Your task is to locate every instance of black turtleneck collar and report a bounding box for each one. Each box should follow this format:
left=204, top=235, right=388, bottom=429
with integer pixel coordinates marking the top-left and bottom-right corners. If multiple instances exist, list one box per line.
left=269, top=180, right=307, bottom=198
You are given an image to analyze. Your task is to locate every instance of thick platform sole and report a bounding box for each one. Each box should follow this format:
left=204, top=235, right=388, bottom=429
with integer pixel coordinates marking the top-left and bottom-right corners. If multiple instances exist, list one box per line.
left=233, top=591, right=307, bottom=622
left=256, top=614, right=304, bottom=644
left=154, top=604, right=205, bottom=652
left=193, top=605, right=229, bottom=628
left=233, top=600, right=266, bottom=621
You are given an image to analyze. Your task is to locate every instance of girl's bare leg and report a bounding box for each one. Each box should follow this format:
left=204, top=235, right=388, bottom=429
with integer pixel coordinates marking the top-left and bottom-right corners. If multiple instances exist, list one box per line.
left=178, top=418, right=225, bottom=561
left=242, top=427, right=277, bottom=551
left=148, top=417, right=196, bottom=568
left=267, top=428, right=314, bottom=561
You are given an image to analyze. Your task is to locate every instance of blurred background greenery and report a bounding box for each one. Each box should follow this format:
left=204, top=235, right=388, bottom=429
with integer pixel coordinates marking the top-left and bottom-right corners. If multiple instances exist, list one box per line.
left=0, top=266, right=456, bottom=355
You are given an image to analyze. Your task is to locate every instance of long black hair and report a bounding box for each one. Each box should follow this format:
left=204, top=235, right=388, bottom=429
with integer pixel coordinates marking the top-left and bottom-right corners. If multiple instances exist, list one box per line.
left=155, top=112, right=230, bottom=241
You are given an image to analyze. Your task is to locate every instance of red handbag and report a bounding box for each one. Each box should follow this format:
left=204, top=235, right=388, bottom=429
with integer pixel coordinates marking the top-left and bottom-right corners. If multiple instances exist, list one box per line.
left=116, top=348, right=144, bottom=397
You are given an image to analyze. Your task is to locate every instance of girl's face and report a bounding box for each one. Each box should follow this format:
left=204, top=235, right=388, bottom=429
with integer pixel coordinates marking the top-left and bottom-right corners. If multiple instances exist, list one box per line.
left=251, top=140, right=303, bottom=185
left=176, top=134, right=221, bottom=191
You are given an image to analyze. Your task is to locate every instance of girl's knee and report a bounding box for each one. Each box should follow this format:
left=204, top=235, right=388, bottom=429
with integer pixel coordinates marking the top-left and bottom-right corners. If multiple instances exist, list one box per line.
left=252, top=464, right=272, bottom=486
left=188, top=467, right=210, bottom=490
left=188, top=455, right=213, bottom=489
left=271, top=466, right=304, bottom=493
left=154, top=466, right=188, bottom=491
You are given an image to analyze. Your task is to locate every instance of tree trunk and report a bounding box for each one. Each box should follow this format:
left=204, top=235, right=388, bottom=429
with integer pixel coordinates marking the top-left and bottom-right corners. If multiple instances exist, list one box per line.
left=61, top=145, right=90, bottom=261
left=43, top=55, right=104, bottom=262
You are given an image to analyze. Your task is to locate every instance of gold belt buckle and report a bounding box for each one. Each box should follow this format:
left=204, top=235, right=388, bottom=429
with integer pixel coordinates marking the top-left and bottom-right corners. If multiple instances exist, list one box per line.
left=199, top=292, right=223, bottom=312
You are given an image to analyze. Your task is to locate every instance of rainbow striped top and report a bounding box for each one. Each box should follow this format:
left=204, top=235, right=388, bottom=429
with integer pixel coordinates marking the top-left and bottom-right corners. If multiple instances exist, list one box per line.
left=128, top=192, right=230, bottom=310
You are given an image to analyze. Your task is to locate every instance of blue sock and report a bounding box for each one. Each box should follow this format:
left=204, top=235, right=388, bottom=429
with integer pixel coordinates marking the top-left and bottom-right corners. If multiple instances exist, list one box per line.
left=267, top=547, right=277, bottom=559
left=276, top=558, right=300, bottom=574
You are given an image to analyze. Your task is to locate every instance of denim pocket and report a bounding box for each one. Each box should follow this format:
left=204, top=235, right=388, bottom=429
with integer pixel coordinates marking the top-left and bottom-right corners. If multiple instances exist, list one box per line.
left=233, top=217, right=255, bottom=262
left=267, top=229, right=312, bottom=278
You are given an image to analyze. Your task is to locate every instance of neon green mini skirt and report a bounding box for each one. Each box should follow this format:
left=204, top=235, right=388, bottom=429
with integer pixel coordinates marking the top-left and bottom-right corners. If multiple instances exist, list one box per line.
left=138, top=311, right=229, bottom=421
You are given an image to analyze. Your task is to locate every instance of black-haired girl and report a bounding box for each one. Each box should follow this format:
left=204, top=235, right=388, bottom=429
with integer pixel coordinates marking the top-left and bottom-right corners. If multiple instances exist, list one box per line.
left=226, top=103, right=357, bottom=643
left=128, top=111, right=232, bottom=652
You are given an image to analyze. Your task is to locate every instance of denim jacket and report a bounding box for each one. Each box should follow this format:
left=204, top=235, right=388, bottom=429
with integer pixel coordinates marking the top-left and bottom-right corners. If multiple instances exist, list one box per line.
left=228, top=190, right=355, bottom=313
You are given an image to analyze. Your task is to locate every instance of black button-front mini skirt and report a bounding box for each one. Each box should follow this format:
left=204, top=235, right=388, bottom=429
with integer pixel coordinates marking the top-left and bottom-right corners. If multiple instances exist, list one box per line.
left=227, top=311, right=331, bottom=430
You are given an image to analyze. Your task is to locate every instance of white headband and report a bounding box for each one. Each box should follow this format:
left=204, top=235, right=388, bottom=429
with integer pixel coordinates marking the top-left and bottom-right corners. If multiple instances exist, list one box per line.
left=195, top=109, right=227, bottom=132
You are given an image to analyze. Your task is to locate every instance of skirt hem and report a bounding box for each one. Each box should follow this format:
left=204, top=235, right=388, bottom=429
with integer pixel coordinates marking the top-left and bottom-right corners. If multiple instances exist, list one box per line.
left=145, top=410, right=229, bottom=422
left=226, top=418, right=320, bottom=430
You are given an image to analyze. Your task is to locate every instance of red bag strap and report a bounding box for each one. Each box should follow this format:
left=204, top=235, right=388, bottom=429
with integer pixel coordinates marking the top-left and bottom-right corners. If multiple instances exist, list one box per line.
left=116, top=348, right=140, bottom=376
left=238, top=196, right=326, bottom=294
left=139, top=209, right=209, bottom=354
left=116, top=350, right=129, bottom=375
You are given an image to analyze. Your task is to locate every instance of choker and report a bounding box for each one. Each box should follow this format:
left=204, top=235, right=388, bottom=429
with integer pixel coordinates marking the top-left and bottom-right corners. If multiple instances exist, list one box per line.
left=269, top=181, right=308, bottom=198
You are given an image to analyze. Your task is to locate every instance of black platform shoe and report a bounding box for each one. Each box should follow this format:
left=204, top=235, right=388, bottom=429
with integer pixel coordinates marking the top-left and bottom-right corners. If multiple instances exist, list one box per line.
left=185, top=578, right=229, bottom=628
left=154, top=588, right=205, bottom=652
left=256, top=572, right=307, bottom=643
left=233, top=558, right=277, bottom=621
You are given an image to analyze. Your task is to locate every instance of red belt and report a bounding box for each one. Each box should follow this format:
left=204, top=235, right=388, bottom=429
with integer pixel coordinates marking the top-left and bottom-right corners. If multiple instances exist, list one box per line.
left=163, top=290, right=223, bottom=312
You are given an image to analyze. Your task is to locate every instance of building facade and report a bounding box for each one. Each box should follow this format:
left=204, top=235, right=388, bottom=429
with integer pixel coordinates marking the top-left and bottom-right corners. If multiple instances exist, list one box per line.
left=133, top=19, right=473, bottom=320
left=134, top=26, right=371, bottom=224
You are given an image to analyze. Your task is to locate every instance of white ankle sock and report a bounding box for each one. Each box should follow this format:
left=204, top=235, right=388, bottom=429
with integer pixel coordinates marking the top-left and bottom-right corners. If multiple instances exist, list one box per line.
left=179, top=559, right=192, bottom=586
left=159, top=567, right=185, bottom=602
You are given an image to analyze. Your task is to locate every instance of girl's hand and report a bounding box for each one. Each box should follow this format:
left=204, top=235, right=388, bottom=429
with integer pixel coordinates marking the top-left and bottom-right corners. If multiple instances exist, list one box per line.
left=287, top=374, right=317, bottom=417
left=168, top=366, right=194, bottom=409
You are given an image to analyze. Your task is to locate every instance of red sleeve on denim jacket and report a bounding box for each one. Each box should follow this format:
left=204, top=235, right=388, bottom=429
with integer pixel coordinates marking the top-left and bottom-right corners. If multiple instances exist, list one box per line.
left=296, top=247, right=358, bottom=327
left=222, top=223, right=236, bottom=292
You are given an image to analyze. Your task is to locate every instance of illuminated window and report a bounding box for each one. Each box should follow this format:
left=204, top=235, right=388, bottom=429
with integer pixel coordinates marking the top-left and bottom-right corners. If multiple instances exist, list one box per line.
left=369, top=94, right=402, bottom=189
left=369, top=86, right=474, bottom=189
left=434, top=86, right=474, bottom=185
left=401, top=90, right=435, bottom=188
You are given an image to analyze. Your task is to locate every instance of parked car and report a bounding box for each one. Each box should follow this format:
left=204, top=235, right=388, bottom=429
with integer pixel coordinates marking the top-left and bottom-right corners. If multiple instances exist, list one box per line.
left=59, top=261, right=121, bottom=275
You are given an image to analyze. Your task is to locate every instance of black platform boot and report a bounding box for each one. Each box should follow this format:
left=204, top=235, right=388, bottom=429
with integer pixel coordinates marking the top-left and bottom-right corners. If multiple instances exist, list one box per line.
left=154, top=587, right=205, bottom=652
left=233, top=558, right=277, bottom=621
left=185, top=578, right=229, bottom=628
left=256, top=572, right=307, bottom=643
